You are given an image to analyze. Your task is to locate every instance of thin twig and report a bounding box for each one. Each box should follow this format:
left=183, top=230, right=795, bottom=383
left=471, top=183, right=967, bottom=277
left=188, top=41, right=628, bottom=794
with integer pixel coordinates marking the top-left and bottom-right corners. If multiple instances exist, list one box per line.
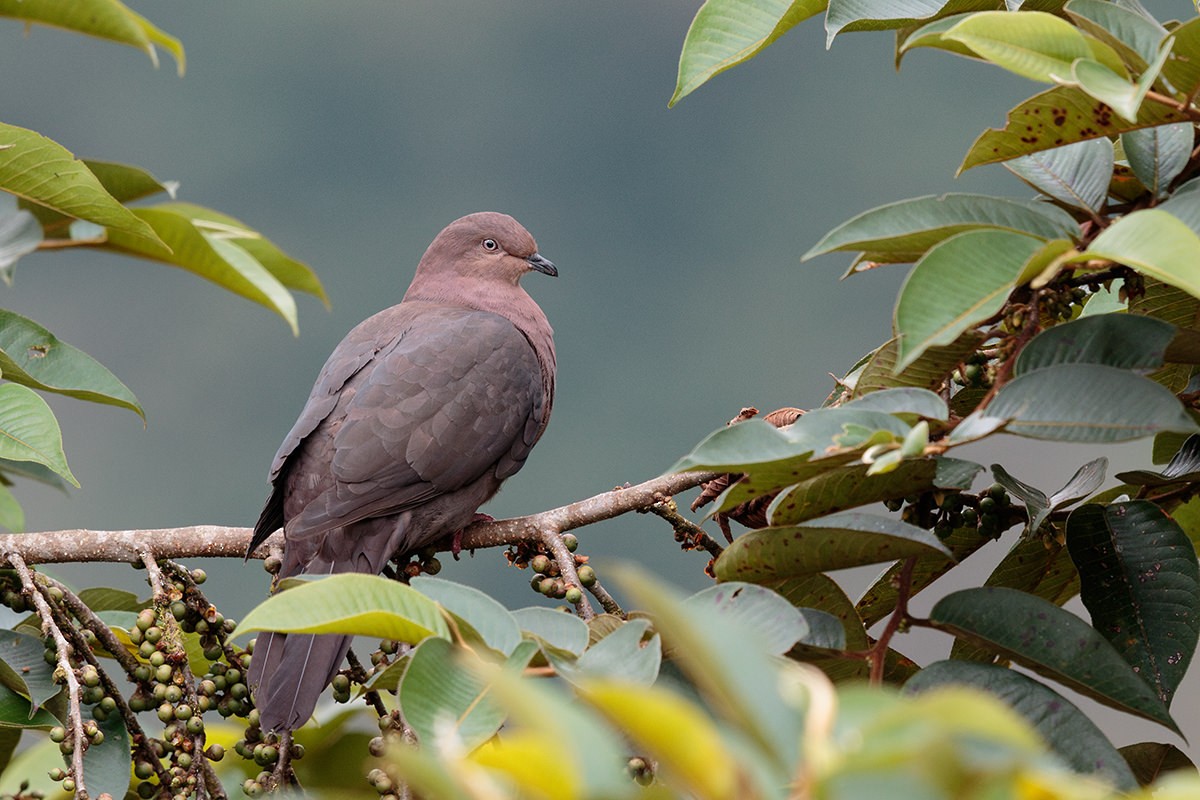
left=586, top=579, right=623, bottom=616
left=866, top=556, right=918, bottom=685
left=6, top=553, right=90, bottom=799
left=642, top=495, right=724, bottom=559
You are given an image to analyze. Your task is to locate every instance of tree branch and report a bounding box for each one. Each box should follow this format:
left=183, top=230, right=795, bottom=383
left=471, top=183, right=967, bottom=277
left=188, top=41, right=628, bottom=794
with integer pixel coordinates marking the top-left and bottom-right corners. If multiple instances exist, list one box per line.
left=3, top=471, right=720, bottom=565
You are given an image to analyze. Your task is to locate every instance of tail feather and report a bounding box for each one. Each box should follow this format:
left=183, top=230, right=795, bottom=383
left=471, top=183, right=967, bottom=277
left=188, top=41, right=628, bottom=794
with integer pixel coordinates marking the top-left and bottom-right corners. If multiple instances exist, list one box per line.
left=255, top=631, right=352, bottom=732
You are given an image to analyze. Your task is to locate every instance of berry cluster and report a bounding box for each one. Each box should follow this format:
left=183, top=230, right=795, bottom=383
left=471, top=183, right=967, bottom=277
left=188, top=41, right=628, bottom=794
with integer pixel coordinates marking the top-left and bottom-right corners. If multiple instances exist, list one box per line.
left=886, top=484, right=1014, bottom=541
left=506, top=533, right=594, bottom=603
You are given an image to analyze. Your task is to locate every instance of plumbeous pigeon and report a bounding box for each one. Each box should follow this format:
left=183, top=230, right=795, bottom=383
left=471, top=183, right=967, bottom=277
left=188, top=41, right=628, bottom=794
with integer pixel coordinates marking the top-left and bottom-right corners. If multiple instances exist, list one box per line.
left=246, top=212, right=557, bottom=731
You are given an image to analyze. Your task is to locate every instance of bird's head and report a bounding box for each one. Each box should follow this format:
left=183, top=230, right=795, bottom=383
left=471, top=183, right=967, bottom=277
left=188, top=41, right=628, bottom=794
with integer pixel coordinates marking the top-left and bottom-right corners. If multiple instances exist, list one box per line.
left=416, top=212, right=557, bottom=288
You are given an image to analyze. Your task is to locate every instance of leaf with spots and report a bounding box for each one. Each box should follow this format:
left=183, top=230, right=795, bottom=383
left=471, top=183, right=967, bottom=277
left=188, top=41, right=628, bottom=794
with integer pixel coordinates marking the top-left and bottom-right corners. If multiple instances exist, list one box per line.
left=1065, top=501, right=1199, bottom=706
left=929, top=586, right=1179, bottom=731
left=1118, top=742, right=1196, bottom=787
left=852, top=332, right=985, bottom=397
left=0, top=309, right=142, bottom=418
left=961, top=85, right=1188, bottom=172
left=713, top=511, right=952, bottom=583
left=769, top=574, right=868, bottom=682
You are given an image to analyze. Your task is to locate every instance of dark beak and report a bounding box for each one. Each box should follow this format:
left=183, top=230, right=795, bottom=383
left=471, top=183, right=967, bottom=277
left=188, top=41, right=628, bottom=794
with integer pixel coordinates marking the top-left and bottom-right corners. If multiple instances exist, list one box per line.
left=526, top=253, right=558, bottom=277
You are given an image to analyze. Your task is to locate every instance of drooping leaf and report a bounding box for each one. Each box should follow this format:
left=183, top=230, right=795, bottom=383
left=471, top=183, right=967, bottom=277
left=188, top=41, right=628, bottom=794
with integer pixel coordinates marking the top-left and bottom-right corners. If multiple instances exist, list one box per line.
left=553, top=619, right=661, bottom=687
left=1014, top=313, right=1178, bottom=375
left=1069, top=37, right=1170, bottom=124
left=0, top=683, right=57, bottom=729
left=1064, top=0, right=1166, bottom=67
left=0, top=631, right=60, bottom=714
left=1065, top=501, right=1199, bottom=705
left=896, top=13, right=987, bottom=63
left=991, top=458, right=1106, bottom=536
left=1119, top=742, right=1196, bottom=787
left=904, top=660, right=1137, bottom=790
left=714, top=511, right=951, bottom=583
left=805, top=193, right=1079, bottom=265
left=103, top=206, right=299, bottom=334
left=0, top=383, right=77, bottom=487
left=399, top=637, right=535, bottom=751
left=670, top=0, right=824, bottom=106
left=0, top=309, right=142, bottom=418
left=826, top=0, right=963, bottom=47
left=411, top=576, right=522, bottom=657
left=942, top=10, right=1125, bottom=84
left=21, top=159, right=178, bottom=238
left=0, top=122, right=163, bottom=247
left=961, top=86, right=1188, bottom=171
left=1078, top=209, right=1200, bottom=302
left=1122, top=124, right=1193, bottom=198
left=512, top=607, right=589, bottom=656
left=0, top=0, right=184, bottom=73
left=929, top=586, right=1178, bottom=731
left=232, top=574, right=450, bottom=642
left=979, top=363, right=1198, bottom=442
left=80, top=705, right=131, bottom=800
left=1117, top=433, right=1200, bottom=486
left=1004, top=138, right=1112, bottom=212
left=894, top=230, right=1042, bottom=370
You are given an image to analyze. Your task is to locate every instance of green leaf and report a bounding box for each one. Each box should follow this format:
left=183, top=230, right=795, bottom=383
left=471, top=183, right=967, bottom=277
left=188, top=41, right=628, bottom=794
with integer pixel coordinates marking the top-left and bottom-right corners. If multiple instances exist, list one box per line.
left=961, top=86, right=1189, bottom=172
left=0, top=683, right=57, bottom=729
left=0, top=456, right=71, bottom=493
left=904, top=660, right=1137, bottom=790
left=1069, top=55, right=1158, bottom=124
left=0, top=383, right=77, bottom=487
left=81, top=705, right=131, bottom=800
left=896, top=13, right=984, bottom=63
left=826, top=0, right=953, bottom=46
left=929, top=586, right=1178, bottom=731
left=853, top=333, right=985, bottom=397
left=232, top=574, right=451, bottom=642
left=1015, top=313, right=1178, bottom=375
left=895, top=230, right=1042, bottom=370
left=670, top=0, right=824, bottom=107
left=0, top=484, right=21, bottom=532
left=411, top=576, right=522, bottom=657
left=1005, top=138, right=1112, bottom=211
left=1119, top=742, right=1196, bottom=787
left=943, top=10, right=1124, bottom=83
left=974, top=535, right=1080, bottom=606
left=512, top=607, right=589, bottom=656
left=1064, top=0, right=1165, bottom=67
left=1161, top=17, right=1200, bottom=99
left=0, top=196, right=41, bottom=284
left=0, top=0, right=184, bottom=74
left=772, top=574, right=866, bottom=681
left=1117, top=433, right=1200, bottom=486
left=0, top=631, right=60, bottom=714
left=980, top=363, right=1199, bottom=442
left=553, top=619, right=661, bottom=687
left=0, top=123, right=163, bottom=248
left=398, top=637, right=535, bottom=751
left=842, top=387, right=947, bottom=419
left=159, top=202, right=327, bottom=305
left=21, top=159, right=177, bottom=239
left=0, top=727, right=18, bottom=779
left=713, top=511, right=952, bottom=583
left=804, top=193, right=1078, bottom=265
left=1066, top=501, right=1199, bottom=705
left=103, top=206, right=299, bottom=334
left=1078, top=209, right=1200, bottom=301
left=685, top=582, right=817, bottom=654
left=76, top=587, right=145, bottom=613
left=1123, top=124, right=1193, bottom=197
left=0, top=309, right=142, bottom=418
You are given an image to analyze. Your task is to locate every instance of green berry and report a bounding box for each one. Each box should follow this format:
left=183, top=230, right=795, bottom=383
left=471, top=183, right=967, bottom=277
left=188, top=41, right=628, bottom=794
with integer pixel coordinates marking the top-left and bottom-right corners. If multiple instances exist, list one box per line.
left=577, top=565, right=597, bottom=587
left=564, top=586, right=583, bottom=604
left=191, top=568, right=207, bottom=584
left=48, top=726, right=66, bottom=743
left=530, top=554, right=551, bottom=574
left=562, top=533, right=578, bottom=552
left=136, top=608, right=156, bottom=632
left=206, top=744, right=225, bottom=761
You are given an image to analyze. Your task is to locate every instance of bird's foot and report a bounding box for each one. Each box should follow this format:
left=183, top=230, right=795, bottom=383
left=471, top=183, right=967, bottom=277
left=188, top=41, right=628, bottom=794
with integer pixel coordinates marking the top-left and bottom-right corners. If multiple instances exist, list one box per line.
left=450, top=514, right=495, bottom=560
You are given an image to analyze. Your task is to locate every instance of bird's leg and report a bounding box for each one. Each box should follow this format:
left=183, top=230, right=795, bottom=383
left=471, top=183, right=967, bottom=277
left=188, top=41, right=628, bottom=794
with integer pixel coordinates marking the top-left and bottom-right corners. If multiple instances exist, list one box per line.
left=449, top=513, right=495, bottom=559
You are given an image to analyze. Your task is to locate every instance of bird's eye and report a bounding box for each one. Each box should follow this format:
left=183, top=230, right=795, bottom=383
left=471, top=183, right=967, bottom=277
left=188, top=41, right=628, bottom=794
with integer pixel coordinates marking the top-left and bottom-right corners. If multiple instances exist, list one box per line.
left=482, top=238, right=498, bottom=251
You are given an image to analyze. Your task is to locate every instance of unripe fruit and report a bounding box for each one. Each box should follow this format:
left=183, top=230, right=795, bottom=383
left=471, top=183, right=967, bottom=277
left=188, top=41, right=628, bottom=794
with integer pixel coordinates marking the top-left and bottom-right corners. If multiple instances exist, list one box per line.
left=136, top=609, right=156, bottom=632
left=562, top=533, right=578, bottom=552
left=577, top=566, right=597, bottom=587
left=530, top=555, right=551, bottom=574
left=564, top=587, right=583, bottom=604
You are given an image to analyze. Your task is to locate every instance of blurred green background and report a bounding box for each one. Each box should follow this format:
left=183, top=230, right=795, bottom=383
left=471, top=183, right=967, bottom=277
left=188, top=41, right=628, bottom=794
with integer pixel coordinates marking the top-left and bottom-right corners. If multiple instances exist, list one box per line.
left=0, top=1, right=1193, bottom=758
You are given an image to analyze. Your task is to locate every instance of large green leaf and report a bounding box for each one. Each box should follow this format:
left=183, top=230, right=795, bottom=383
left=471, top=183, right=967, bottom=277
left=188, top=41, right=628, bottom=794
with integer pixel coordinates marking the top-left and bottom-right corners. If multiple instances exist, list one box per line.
left=103, top=206, right=299, bottom=334
left=0, top=0, right=184, bottom=73
left=0, top=683, right=57, bottom=729
left=670, top=0, right=824, bottom=106
left=552, top=619, right=662, bottom=687
left=80, top=706, right=131, bottom=800
left=852, top=333, right=984, bottom=397
left=804, top=193, right=1078, bottom=265
left=512, top=607, right=589, bottom=656
left=1119, top=742, right=1196, bottom=787
left=894, top=230, right=1042, bottom=370
left=975, top=535, right=1079, bottom=606
left=0, top=123, right=163, bottom=247
left=1066, top=502, right=1199, bottom=705
left=1004, top=138, right=1112, bottom=211
left=826, top=0, right=959, bottom=46
left=0, top=631, right=60, bottom=714
left=1118, top=434, right=1200, bottom=487
left=1123, top=124, right=1193, bottom=198
left=713, top=511, right=951, bottom=583
left=1161, top=17, right=1200, bottom=99
left=399, top=637, right=536, bottom=751
left=0, top=484, right=21, bottom=533
left=0, top=383, right=77, bottom=487
left=159, top=202, right=327, bottom=304
left=1068, top=37, right=1170, bottom=124
left=232, top=574, right=450, bottom=642
left=904, top=660, right=1136, bottom=790
left=21, top=159, right=177, bottom=239
left=979, top=363, right=1198, bottom=442
left=773, top=573, right=867, bottom=681
left=943, top=10, right=1125, bottom=83
left=1064, top=0, right=1165, bottom=68
left=961, top=86, right=1188, bottom=171
left=0, top=309, right=142, bottom=417
left=1015, top=313, right=1179, bottom=375
left=411, top=576, right=522, bottom=657
left=0, top=196, right=41, bottom=284
left=1078, top=209, right=1200, bottom=301
left=685, top=582, right=830, bottom=654
left=929, top=586, right=1178, bottom=731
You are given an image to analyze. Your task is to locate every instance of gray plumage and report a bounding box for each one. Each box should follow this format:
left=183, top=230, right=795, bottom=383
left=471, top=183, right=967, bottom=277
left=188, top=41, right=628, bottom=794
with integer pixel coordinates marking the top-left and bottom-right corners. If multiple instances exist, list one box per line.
left=246, top=212, right=557, bottom=731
